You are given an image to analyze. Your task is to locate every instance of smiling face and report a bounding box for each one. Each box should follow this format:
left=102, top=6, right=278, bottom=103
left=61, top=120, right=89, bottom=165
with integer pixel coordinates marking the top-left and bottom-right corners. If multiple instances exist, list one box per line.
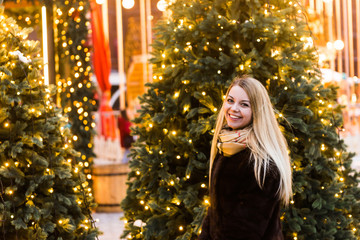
left=224, top=85, right=253, bottom=130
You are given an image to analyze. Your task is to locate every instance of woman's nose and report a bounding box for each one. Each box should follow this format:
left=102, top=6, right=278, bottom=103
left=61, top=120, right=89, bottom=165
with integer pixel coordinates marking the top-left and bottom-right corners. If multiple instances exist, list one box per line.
left=231, top=103, right=240, bottom=112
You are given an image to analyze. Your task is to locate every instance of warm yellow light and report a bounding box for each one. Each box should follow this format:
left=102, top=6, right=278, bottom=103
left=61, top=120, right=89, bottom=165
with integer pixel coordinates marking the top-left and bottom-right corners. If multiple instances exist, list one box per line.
left=122, top=0, right=135, bottom=9
left=334, top=40, right=344, bottom=50
left=321, top=144, right=325, bottom=151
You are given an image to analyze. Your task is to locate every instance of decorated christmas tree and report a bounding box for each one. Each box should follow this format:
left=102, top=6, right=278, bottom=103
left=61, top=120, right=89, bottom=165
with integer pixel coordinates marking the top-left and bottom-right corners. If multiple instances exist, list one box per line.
left=0, top=7, right=97, bottom=239
left=121, top=0, right=360, bottom=239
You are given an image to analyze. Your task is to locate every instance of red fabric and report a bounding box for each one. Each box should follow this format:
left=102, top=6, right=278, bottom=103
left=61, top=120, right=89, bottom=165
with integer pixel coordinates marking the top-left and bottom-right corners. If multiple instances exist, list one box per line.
left=90, top=0, right=111, bottom=92
left=99, top=91, right=118, bottom=140
left=90, top=1, right=116, bottom=139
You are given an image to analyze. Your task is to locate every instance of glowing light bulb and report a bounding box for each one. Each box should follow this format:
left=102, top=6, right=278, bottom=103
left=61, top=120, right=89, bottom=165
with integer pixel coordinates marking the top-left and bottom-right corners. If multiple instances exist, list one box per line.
left=157, top=0, right=167, bottom=11
left=334, top=40, right=344, bottom=50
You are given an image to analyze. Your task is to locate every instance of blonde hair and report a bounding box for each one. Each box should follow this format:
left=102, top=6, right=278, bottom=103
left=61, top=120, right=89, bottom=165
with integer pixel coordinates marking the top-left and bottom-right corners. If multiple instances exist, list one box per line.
left=210, top=76, right=292, bottom=205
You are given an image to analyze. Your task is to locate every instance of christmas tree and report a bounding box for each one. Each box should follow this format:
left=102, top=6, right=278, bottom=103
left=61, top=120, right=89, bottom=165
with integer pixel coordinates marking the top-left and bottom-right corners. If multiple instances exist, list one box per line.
left=55, top=0, right=98, bottom=187
left=0, top=7, right=97, bottom=239
left=121, top=0, right=360, bottom=239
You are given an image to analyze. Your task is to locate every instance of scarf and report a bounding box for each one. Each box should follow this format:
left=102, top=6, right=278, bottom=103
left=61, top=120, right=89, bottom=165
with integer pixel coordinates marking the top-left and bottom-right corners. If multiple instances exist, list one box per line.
left=216, top=126, right=251, bottom=157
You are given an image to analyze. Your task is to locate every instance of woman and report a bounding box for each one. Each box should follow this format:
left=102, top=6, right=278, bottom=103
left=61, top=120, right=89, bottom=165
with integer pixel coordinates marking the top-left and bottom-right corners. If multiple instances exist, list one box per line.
left=199, top=76, right=292, bottom=240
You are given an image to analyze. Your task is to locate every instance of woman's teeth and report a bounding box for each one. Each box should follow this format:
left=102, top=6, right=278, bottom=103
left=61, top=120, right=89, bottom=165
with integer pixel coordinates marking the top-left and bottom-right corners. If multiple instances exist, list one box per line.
left=229, top=114, right=240, bottom=119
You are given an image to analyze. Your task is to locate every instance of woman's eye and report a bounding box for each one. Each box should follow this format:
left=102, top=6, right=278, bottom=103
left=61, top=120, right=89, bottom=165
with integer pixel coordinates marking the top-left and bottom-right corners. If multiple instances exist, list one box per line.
left=227, top=99, right=234, bottom=103
left=241, top=103, right=249, bottom=107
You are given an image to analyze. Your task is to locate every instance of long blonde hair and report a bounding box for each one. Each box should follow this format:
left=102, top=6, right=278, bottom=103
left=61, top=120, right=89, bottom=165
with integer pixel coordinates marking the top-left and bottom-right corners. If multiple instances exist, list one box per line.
left=210, top=76, right=292, bottom=205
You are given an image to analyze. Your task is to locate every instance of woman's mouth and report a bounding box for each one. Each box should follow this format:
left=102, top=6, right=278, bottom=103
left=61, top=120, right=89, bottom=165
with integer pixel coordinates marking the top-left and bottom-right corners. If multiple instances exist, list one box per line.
left=229, top=114, right=241, bottom=120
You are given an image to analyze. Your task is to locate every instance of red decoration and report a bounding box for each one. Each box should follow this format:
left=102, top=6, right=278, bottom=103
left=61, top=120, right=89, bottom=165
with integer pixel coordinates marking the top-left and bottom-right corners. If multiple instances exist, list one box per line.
left=90, top=1, right=117, bottom=139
